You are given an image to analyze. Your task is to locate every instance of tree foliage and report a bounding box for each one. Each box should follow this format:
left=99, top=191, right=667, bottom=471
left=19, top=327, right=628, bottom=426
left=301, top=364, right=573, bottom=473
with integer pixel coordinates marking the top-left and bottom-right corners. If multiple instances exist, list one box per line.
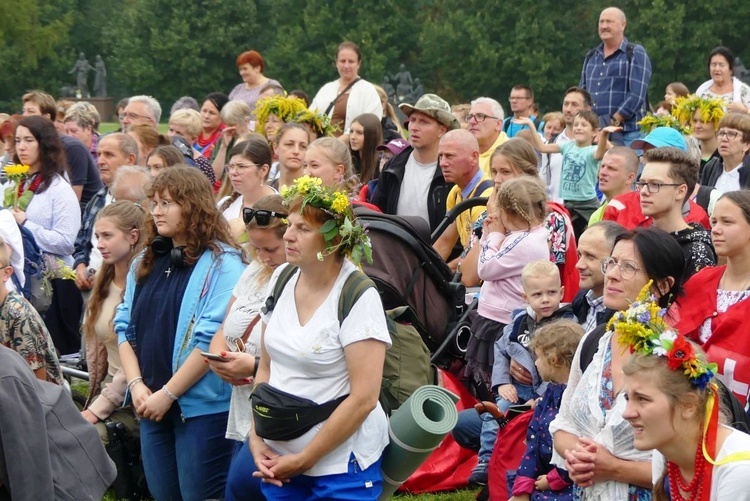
left=1, top=0, right=749, bottom=117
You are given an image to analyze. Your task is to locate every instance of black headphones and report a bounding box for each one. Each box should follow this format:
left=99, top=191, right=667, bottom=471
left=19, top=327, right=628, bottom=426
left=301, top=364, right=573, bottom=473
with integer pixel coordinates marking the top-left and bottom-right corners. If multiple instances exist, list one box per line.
left=150, top=236, right=186, bottom=267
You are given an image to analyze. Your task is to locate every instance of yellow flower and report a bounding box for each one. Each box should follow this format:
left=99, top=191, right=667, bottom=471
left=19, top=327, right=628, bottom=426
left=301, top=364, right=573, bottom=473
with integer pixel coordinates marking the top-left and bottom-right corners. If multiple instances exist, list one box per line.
left=4, top=164, right=29, bottom=177
left=331, top=192, right=349, bottom=214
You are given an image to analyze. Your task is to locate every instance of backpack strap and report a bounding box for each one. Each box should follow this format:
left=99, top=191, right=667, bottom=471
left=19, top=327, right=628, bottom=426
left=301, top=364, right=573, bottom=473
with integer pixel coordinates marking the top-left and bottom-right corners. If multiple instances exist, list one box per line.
left=473, top=179, right=494, bottom=197
left=337, top=269, right=376, bottom=325
left=261, top=265, right=299, bottom=316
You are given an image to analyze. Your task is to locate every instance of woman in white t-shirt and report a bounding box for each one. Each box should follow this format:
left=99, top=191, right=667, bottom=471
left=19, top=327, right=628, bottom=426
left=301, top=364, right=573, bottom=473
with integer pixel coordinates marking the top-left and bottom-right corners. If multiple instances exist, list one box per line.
left=218, top=138, right=276, bottom=242
left=618, top=294, right=750, bottom=499
left=249, top=177, right=390, bottom=500
left=206, top=194, right=288, bottom=501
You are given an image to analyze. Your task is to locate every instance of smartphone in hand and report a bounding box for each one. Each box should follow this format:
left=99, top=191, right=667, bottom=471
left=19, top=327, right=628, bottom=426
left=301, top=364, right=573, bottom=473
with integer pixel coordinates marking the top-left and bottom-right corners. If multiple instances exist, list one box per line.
left=201, top=351, right=229, bottom=362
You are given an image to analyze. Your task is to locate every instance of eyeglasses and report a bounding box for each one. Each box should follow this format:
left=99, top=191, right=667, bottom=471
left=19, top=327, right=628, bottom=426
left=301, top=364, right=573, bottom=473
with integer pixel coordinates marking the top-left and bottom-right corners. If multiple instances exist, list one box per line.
left=148, top=199, right=179, bottom=214
left=634, top=181, right=683, bottom=194
left=226, top=162, right=259, bottom=173
left=466, top=113, right=498, bottom=123
left=242, top=208, right=288, bottom=226
left=119, top=111, right=153, bottom=122
left=601, top=257, right=642, bottom=280
left=716, top=130, right=740, bottom=140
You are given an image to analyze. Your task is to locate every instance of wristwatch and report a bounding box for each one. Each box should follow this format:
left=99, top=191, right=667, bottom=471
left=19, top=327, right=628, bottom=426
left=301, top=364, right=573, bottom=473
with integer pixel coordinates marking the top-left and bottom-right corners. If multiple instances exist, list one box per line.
left=610, top=115, right=622, bottom=127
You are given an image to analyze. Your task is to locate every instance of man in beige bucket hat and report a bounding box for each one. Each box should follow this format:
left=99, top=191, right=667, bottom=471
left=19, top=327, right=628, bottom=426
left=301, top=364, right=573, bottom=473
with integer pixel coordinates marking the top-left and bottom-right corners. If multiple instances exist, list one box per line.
left=373, top=94, right=460, bottom=230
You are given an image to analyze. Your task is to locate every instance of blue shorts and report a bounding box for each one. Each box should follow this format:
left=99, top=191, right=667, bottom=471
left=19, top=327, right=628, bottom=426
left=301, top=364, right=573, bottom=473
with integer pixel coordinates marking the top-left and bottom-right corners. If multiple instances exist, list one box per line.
left=260, top=453, right=383, bottom=500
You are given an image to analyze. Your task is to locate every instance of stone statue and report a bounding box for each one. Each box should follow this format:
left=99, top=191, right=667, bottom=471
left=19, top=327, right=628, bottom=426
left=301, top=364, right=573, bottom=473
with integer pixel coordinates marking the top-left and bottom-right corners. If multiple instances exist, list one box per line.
left=736, top=57, right=750, bottom=85
left=69, top=52, right=93, bottom=98
left=382, top=76, right=396, bottom=104
left=390, top=64, right=413, bottom=103
left=409, top=78, right=424, bottom=103
left=93, top=55, right=107, bottom=97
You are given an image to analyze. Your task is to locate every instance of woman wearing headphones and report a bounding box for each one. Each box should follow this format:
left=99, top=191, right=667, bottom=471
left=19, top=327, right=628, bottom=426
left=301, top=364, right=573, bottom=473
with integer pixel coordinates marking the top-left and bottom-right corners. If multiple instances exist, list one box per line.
left=115, top=166, right=246, bottom=500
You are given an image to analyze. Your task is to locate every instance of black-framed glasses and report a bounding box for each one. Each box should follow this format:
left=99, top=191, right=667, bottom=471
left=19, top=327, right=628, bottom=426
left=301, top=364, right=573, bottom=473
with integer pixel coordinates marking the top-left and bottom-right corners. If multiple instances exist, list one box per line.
left=466, top=113, right=498, bottom=123
left=601, top=257, right=642, bottom=280
left=634, top=181, right=683, bottom=194
left=716, top=130, right=740, bottom=140
left=242, top=208, right=288, bottom=226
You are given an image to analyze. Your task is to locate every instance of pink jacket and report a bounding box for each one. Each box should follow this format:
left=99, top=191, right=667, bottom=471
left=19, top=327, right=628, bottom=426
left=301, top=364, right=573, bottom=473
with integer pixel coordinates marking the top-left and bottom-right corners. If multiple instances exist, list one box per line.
left=477, top=226, right=550, bottom=324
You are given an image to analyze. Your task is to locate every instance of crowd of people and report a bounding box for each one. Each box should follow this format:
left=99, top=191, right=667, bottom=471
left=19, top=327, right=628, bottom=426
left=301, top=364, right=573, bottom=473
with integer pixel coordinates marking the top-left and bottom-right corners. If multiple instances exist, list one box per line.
left=1, top=5, right=750, bottom=500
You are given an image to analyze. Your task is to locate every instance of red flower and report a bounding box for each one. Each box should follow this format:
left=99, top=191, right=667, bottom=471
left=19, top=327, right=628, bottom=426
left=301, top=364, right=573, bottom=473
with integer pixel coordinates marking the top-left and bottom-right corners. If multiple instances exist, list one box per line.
left=667, top=336, right=694, bottom=370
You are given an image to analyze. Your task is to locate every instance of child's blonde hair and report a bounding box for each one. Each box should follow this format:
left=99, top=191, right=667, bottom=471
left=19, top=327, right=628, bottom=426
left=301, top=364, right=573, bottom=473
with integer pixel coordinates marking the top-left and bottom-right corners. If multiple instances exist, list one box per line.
left=530, top=319, right=583, bottom=370
left=521, top=259, right=560, bottom=289
left=495, top=176, right=547, bottom=228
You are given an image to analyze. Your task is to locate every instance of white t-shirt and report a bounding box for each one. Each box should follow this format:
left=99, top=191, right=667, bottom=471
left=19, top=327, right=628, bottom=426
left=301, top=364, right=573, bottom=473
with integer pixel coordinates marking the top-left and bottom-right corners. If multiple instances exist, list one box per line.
left=260, top=261, right=392, bottom=476
left=714, top=164, right=742, bottom=195
left=543, top=130, right=572, bottom=203
left=220, top=195, right=244, bottom=222
left=224, top=260, right=267, bottom=441
left=0, top=209, right=24, bottom=291
left=652, top=427, right=750, bottom=499
left=396, top=153, right=438, bottom=224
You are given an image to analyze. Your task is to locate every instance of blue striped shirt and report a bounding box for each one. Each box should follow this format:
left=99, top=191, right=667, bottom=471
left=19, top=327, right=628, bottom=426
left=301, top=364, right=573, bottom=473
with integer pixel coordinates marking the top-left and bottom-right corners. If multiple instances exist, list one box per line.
left=579, top=38, right=652, bottom=132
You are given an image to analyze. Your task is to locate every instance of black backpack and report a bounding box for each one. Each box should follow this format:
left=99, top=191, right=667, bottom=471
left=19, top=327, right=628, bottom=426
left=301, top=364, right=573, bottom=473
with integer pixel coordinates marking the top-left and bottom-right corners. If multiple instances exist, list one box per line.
left=262, top=265, right=432, bottom=415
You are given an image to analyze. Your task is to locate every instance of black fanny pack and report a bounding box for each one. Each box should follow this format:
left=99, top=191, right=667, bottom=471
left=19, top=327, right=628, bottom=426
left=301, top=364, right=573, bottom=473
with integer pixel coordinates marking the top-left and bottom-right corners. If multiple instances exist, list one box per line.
left=251, top=382, right=348, bottom=441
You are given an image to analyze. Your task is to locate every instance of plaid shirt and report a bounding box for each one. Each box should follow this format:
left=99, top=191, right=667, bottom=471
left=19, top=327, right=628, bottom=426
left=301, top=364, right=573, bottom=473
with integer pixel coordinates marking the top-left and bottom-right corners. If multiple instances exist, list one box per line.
left=579, top=38, right=652, bottom=132
left=583, top=290, right=605, bottom=334
left=73, top=187, right=107, bottom=269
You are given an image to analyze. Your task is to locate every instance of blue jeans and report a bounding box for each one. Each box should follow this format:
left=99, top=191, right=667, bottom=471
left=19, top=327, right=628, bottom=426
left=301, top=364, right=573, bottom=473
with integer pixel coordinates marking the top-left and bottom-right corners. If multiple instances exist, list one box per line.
left=477, top=384, right=536, bottom=462
left=225, top=439, right=265, bottom=501
left=610, top=129, right=643, bottom=148
left=139, top=406, right=233, bottom=501
left=260, top=453, right=383, bottom=500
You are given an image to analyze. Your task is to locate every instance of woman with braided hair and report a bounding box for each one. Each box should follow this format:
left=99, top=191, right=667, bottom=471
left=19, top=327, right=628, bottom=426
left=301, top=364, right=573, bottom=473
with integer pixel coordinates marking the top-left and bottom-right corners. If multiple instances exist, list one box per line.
left=464, top=175, right=550, bottom=401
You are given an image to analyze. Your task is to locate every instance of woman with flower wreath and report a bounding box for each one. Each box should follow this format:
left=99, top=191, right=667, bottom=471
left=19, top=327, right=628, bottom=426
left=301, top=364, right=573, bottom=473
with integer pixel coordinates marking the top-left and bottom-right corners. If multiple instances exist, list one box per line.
left=550, top=226, right=686, bottom=500
left=249, top=176, right=390, bottom=499
left=618, top=286, right=750, bottom=499
left=672, top=95, right=725, bottom=172
left=670, top=190, right=750, bottom=409
left=6, top=115, right=81, bottom=355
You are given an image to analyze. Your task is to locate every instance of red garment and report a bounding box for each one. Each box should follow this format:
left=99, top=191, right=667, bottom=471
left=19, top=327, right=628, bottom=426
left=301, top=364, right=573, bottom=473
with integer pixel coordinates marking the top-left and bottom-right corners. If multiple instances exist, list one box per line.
left=547, top=202, right=580, bottom=303
left=669, top=266, right=750, bottom=405
left=602, top=191, right=711, bottom=230
left=195, top=125, right=224, bottom=160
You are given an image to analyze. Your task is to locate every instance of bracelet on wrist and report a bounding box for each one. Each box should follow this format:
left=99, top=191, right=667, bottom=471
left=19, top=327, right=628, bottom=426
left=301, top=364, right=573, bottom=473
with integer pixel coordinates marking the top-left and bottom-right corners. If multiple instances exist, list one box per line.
left=127, top=376, right=143, bottom=391
left=162, top=385, right=178, bottom=401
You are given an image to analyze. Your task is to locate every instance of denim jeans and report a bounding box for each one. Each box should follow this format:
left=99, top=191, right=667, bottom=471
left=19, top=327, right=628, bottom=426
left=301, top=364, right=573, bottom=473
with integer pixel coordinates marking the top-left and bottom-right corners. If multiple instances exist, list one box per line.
left=260, top=453, right=383, bottom=500
left=609, top=129, right=643, bottom=148
left=225, top=439, right=265, bottom=501
left=139, top=406, right=233, bottom=501
left=476, top=384, right=537, bottom=462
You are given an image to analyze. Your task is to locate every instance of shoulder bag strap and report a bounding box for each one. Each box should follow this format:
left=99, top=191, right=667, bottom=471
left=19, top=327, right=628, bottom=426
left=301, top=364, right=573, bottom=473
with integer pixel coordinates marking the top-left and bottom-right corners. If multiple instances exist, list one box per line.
left=324, top=78, right=362, bottom=115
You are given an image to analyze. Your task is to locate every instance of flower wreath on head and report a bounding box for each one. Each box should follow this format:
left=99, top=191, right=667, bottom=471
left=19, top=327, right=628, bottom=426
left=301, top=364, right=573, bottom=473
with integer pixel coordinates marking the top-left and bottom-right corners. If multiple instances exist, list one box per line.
left=637, top=113, right=690, bottom=135
left=253, top=95, right=308, bottom=136
left=281, top=175, right=372, bottom=265
left=672, top=94, right=725, bottom=131
left=293, top=109, right=338, bottom=137
left=612, top=281, right=750, bottom=496
left=609, top=280, right=717, bottom=389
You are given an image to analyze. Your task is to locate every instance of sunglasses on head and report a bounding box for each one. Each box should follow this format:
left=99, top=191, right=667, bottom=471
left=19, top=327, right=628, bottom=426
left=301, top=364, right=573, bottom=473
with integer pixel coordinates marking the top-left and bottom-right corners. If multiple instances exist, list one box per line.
left=242, top=208, right=288, bottom=226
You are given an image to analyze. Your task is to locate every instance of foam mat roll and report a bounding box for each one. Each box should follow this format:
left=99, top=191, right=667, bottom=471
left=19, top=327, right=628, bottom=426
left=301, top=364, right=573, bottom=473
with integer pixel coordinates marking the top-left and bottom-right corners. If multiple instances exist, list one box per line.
left=379, top=385, right=459, bottom=500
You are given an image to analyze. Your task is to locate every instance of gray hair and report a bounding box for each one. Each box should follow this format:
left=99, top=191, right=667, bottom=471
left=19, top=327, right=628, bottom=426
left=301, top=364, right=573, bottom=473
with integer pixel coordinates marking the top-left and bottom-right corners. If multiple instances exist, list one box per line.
left=66, top=102, right=101, bottom=129
left=221, top=101, right=253, bottom=127
left=470, top=97, right=505, bottom=121
left=111, top=165, right=153, bottom=203
left=128, top=95, right=162, bottom=124
left=170, top=96, right=200, bottom=116
left=103, top=132, right=139, bottom=160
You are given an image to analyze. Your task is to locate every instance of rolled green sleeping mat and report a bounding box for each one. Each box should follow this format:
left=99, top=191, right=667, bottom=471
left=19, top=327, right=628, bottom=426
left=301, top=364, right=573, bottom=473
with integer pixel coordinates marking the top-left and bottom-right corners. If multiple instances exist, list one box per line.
left=379, top=385, right=459, bottom=500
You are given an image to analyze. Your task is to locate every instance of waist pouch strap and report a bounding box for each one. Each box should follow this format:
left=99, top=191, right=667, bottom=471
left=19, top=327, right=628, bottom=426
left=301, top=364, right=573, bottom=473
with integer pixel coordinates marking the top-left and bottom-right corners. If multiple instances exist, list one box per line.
left=251, top=382, right=348, bottom=441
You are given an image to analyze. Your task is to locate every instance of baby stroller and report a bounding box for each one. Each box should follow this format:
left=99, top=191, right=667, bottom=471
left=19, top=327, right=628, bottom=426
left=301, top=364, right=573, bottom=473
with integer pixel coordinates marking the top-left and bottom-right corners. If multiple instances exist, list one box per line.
left=355, top=197, right=488, bottom=374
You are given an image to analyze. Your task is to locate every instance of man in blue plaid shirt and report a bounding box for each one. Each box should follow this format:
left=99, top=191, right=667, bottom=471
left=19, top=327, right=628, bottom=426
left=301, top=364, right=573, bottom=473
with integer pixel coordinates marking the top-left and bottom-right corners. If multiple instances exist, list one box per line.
left=580, top=7, right=652, bottom=147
